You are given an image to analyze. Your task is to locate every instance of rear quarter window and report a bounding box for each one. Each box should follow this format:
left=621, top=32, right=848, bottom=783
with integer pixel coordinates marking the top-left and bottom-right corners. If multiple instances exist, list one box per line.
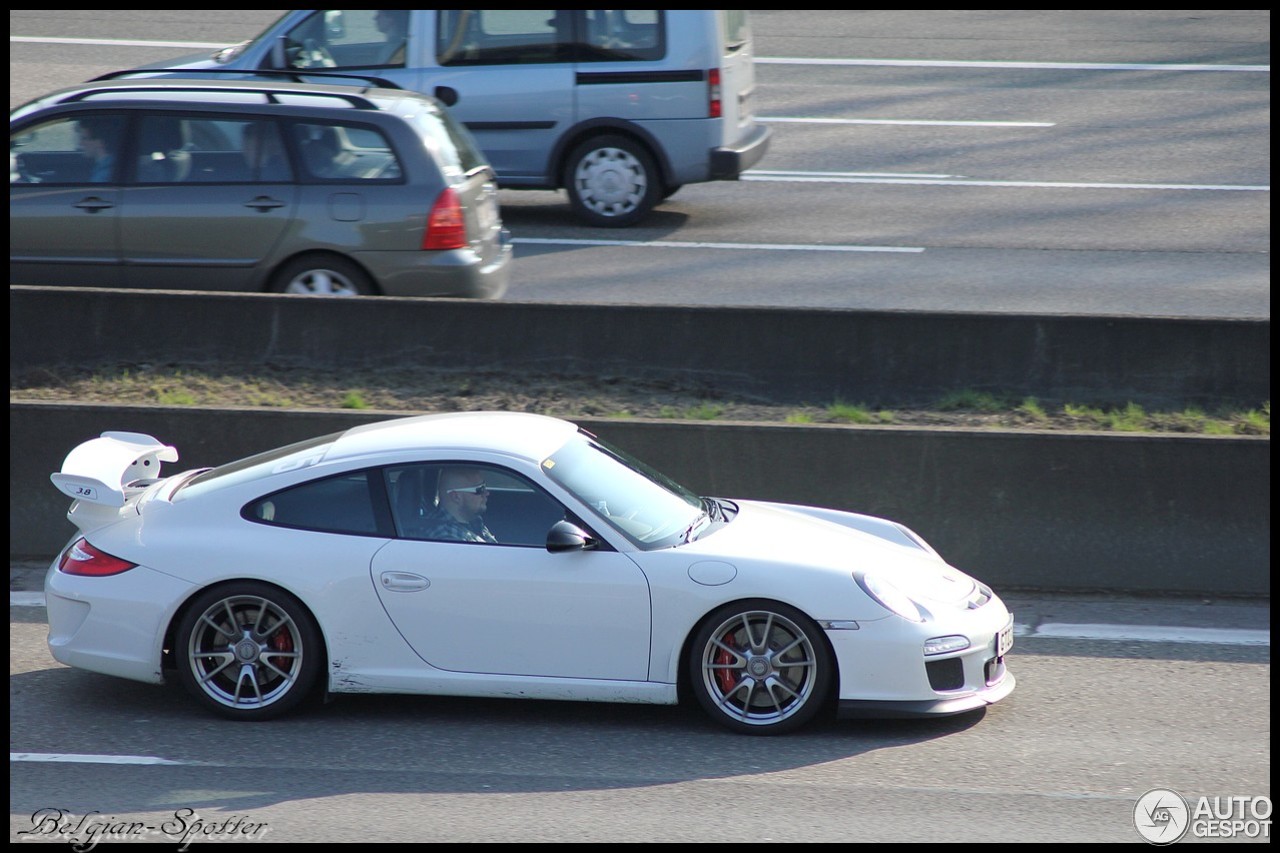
left=245, top=470, right=383, bottom=535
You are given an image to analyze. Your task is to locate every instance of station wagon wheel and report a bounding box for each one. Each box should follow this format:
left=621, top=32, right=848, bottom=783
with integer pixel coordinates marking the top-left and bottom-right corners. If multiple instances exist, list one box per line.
left=689, top=600, right=833, bottom=735
left=565, top=134, right=661, bottom=228
left=270, top=255, right=376, bottom=296
left=176, top=582, right=321, bottom=721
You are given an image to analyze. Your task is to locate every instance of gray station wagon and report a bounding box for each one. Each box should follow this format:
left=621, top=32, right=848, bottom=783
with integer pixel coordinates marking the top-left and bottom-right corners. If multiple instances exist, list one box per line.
left=9, top=78, right=512, bottom=298
left=140, top=9, right=771, bottom=227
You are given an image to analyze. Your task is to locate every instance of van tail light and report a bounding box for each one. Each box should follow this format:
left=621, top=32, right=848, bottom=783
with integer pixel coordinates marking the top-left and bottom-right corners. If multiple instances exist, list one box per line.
left=58, top=538, right=137, bottom=577
left=423, top=187, right=467, bottom=250
left=707, top=68, right=722, bottom=118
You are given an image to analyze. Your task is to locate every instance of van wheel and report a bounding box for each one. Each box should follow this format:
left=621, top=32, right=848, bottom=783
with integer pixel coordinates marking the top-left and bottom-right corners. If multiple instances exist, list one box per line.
left=270, top=256, right=375, bottom=296
left=565, top=135, right=660, bottom=228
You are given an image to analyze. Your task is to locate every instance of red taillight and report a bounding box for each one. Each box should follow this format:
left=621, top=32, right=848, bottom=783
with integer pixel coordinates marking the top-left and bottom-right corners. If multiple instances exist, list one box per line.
left=58, top=538, right=137, bottom=577
left=708, top=68, right=722, bottom=118
left=423, top=187, right=467, bottom=250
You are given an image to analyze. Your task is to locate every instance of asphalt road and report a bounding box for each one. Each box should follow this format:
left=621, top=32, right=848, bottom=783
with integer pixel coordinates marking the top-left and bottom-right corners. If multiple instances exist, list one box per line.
left=9, top=573, right=1271, bottom=844
left=9, top=10, right=1271, bottom=317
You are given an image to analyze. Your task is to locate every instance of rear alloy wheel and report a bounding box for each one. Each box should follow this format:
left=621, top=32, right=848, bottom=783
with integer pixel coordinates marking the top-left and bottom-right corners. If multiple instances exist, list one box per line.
left=690, top=600, right=832, bottom=735
left=176, top=582, right=321, bottom=721
left=565, top=134, right=660, bottom=227
left=270, top=256, right=375, bottom=296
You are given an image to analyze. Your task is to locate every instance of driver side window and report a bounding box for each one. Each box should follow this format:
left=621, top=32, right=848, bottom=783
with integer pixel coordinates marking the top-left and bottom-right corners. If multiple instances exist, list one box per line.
left=284, top=9, right=409, bottom=70
left=385, top=463, right=568, bottom=547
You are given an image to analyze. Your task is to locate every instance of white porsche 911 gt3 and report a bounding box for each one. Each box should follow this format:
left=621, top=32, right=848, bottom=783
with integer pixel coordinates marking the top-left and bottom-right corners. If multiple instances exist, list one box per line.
left=47, top=412, right=1014, bottom=734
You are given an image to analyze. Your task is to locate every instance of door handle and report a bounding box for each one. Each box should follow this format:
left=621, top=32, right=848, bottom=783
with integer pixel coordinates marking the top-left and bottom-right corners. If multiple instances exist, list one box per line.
left=244, top=196, right=286, bottom=211
left=73, top=197, right=114, bottom=212
left=379, top=571, right=431, bottom=592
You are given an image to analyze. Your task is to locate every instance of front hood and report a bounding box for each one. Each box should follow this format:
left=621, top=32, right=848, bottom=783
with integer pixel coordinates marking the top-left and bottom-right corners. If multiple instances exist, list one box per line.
left=693, top=500, right=978, bottom=606
left=135, top=52, right=223, bottom=71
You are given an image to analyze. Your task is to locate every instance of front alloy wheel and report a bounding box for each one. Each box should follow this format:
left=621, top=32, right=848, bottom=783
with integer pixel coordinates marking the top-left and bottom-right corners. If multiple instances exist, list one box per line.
left=176, top=582, right=321, bottom=721
left=690, top=600, right=832, bottom=734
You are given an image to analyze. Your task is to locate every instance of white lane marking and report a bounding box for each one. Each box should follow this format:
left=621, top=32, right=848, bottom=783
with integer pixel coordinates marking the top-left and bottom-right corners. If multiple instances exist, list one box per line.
left=512, top=237, right=924, bottom=253
left=761, top=116, right=1056, bottom=128
left=744, top=172, right=1270, bottom=192
left=1013, top=622, right=1269, bottom=646
left=9, top=36, right=229, bottom=49
left=11, top=752, right=185, bottom=765
left=758, top=57, right=1271, bottom=73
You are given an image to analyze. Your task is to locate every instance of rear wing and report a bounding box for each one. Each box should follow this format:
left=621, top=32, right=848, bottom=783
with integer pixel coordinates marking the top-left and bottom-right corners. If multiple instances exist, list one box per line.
left=51, top=432, right=179, bottom=507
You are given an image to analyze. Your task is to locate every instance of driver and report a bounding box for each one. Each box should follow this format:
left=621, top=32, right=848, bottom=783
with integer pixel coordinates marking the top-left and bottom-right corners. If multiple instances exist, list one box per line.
left=417, top=467, right=498, bottom=543
left=374, top=10, right=409, bottom=66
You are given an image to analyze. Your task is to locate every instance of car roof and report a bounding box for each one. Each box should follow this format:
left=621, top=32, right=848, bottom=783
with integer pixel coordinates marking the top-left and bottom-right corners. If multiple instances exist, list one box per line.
left=11, top=77, right=428, bottom=123
left=329, top=412, right=580, bottom=463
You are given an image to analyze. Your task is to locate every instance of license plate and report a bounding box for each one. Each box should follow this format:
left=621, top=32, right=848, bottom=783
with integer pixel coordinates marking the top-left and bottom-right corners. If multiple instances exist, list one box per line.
left=997, top=619, right=1014, bottom=657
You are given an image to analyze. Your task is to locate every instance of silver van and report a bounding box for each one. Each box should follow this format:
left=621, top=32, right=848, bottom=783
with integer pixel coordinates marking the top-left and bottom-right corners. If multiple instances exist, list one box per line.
left=143, top=9, right=771, bottom=227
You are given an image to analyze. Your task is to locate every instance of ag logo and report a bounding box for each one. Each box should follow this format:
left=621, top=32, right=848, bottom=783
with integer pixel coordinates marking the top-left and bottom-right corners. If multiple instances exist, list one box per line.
left=1135, top=788, right=1190, bottom=845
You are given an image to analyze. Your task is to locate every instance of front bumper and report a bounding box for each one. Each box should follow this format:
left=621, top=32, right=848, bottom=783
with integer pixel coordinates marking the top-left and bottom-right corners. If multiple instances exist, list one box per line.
left=826, top=600, right=1016, bottom=718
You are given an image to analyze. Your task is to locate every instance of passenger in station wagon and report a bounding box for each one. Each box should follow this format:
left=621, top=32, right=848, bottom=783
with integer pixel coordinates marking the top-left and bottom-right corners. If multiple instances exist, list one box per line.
left=417, top=467, right=498, bottom=544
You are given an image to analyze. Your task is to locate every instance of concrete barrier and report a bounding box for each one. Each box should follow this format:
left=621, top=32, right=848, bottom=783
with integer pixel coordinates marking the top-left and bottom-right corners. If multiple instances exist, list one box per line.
left=12, top=402, right=1269, bottom=597
left=10, top=286, right=1270, bottom=409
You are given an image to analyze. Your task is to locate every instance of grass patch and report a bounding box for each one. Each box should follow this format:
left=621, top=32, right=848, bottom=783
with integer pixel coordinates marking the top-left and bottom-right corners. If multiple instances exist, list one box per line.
left=659, top=402, right=724, bottom=420
left=340, top=391, right=370, bottom=410
left=826, top=401, right=895, bottom=425
left=936, top=390, right=1006, bottom=412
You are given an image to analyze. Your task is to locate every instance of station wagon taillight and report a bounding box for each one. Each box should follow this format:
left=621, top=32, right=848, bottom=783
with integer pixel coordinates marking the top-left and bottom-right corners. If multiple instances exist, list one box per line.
left=423, top=187, right=467, bottom=250
left=58, top=538, right=137, bottom=576
left=708, top=68, right=722, bottom=118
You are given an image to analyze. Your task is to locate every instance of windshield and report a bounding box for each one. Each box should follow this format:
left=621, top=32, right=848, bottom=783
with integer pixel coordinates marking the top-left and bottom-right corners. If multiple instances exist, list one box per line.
left=542, top=432, right=703, bottom=549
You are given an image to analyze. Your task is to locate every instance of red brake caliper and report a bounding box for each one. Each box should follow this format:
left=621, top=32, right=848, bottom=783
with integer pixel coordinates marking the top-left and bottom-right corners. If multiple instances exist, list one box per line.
left=715, top=631, right=738, bottom=694
left=269, top=628, right=293, bottom=670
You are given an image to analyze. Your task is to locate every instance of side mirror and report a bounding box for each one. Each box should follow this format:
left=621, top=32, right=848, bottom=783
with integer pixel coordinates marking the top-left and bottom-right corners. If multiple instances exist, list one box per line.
left=546, top=520, right=597, bottom=553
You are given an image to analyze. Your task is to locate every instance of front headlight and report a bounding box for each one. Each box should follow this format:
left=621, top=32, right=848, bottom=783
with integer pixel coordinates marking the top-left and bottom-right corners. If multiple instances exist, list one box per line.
left=854, top=571, right=924, bottom=622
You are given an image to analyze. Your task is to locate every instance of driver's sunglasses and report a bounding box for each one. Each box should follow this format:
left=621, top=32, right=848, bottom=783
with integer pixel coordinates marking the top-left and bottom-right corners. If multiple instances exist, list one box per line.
left=449, top=483, right=489, bottom=495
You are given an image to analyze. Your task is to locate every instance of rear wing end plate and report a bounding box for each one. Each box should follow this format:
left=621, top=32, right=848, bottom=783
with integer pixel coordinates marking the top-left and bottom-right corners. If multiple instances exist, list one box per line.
left=51, top=432, right=179, bottom=508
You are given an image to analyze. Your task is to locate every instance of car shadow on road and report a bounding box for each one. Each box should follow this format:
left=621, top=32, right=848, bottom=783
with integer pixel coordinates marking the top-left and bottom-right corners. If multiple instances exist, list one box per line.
left=11, top=666, right=986, bottom=814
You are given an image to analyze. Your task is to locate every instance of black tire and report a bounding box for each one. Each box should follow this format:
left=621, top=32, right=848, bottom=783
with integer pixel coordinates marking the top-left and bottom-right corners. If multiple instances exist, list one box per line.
left=661, top=183, right=683, bottom=201
left=688, top=599, right=833, bottom=735
left=269, top=255, right=376, bottom=296
left=175, top=581, right=322, bottom=721
left=564, top=134, right=661, bottom=227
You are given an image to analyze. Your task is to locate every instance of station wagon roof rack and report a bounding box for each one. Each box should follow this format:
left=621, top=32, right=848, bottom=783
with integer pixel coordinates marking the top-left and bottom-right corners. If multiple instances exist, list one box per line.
left=63, top=74, right=402, bottom=110
left=90, top=68, right=403, bottom=90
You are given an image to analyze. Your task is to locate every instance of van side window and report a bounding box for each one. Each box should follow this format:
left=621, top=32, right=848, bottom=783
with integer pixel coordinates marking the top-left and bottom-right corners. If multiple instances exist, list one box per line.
left=580, top=10, right=664, bottom=62
left=282, top=9, right=409, bottom=70
left=437, top=10, right=572, bottom=66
